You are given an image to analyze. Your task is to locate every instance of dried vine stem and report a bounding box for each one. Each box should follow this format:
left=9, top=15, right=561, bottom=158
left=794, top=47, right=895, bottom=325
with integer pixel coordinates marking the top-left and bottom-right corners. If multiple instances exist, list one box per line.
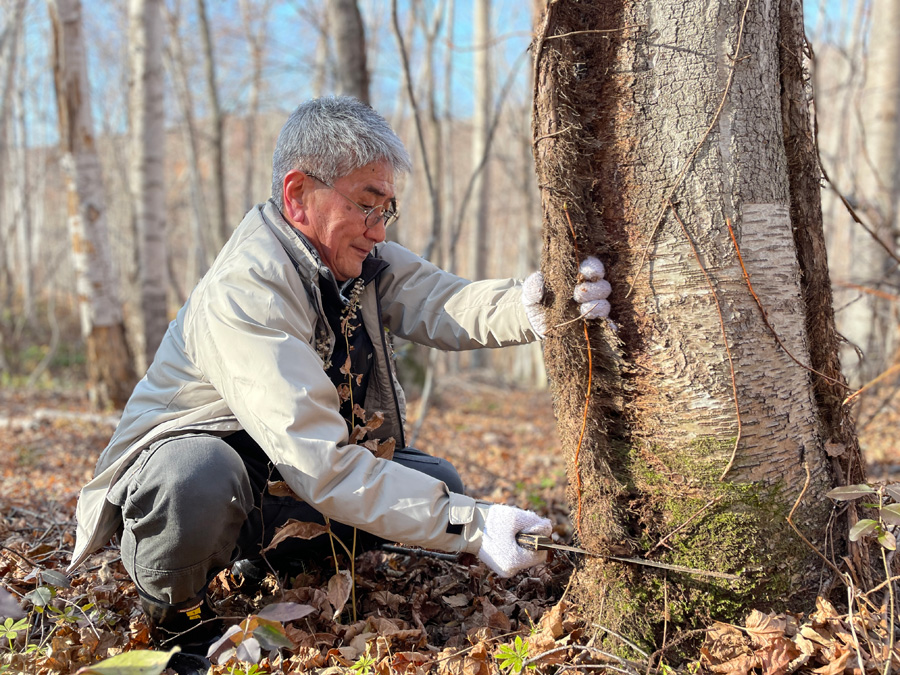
left=667, top=201, right=742, bottom=481
left=563, top=204, right=590, bottom=540
left=627, top=0, right=753, bottom=298
left=726, top=219, right=850, bottom=391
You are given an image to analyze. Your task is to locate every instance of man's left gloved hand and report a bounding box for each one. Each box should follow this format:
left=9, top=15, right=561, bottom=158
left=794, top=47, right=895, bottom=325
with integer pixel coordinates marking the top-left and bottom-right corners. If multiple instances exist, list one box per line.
left=477, top=504, right=552, bottom=578
left=522, top=256, right=612, bottom=338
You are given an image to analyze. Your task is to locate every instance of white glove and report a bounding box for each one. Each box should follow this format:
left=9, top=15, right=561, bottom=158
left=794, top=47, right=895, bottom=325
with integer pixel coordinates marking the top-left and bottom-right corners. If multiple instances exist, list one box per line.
left=574, top=256, right=611, bottom=319
left=477, top=504, right=552, bottom=578
left=522, top=271, right=548, bottom=337
left=521, top=257, right=612, bottom=338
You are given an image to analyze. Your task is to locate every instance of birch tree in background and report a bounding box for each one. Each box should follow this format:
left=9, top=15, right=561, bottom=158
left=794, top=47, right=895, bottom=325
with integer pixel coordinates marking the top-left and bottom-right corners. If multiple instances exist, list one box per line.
left=469, top=0, right=490, bottom=285
left=855, top=0, right=900, bottom=379
left=48, top=0, right=136, bottom=408
left=129, top=0, right=167, bottom=371
left=196, top=0, right=228, bottom=253
left=468, top=0, right=490, bottom=369
left=326, top=0, right=369, bottom=104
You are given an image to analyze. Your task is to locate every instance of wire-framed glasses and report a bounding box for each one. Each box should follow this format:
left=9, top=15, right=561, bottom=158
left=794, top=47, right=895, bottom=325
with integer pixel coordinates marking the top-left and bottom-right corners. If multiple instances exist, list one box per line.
left=306, top=173, right=399, bottom=229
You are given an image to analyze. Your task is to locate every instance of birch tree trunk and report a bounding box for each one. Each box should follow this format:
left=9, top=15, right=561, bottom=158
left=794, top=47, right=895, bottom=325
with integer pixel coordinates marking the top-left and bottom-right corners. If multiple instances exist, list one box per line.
left=326, top=0, right=369, bottom=104
left=129, top=0, right=168, bottom=371
left=49, top=0, right=136, bottom=409
left=195, top=0, right=227, bottom=253
left=533, top=0, right=863, bottom=638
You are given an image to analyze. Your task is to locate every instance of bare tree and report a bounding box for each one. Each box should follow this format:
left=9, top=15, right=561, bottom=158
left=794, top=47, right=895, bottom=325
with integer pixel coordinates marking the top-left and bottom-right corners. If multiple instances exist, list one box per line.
left=48, top=0, right=136, bottom=408
left=533, top=0, right=862, bottom=636
left=195, top=0, right=228, bottom=252
left=326, top=0, right=370, bottom=103
left=162, top=0, right=208, bottom=287
left=238, top=0, right=273, bottom=213
left=128, top=0, right=168, bottom=370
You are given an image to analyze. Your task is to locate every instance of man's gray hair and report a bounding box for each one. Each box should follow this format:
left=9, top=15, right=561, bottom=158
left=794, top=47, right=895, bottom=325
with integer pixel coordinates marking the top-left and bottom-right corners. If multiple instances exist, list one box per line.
left=271, top=96, right=412, bottom=209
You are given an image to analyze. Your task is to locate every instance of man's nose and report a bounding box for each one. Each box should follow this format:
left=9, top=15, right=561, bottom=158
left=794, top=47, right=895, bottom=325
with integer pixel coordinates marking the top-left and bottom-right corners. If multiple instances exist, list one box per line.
left=364, top=222, right=387, bottom=243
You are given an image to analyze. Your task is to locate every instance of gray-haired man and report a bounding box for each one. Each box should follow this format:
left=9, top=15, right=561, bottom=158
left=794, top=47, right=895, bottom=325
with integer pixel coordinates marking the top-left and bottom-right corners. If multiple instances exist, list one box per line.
left=69, top=97, right=611, bottom=671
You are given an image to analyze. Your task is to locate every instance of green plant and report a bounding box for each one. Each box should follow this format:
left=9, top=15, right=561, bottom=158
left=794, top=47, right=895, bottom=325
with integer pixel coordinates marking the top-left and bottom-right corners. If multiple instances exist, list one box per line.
left=827, top=484, right=900, bottom=550
left=349, top=645, right=376, bottom=675
left=496, top=636, right=535, bottom=673
left=230, top=664, right=269, bottom=675
left=0, top=617, right=29, bottom=652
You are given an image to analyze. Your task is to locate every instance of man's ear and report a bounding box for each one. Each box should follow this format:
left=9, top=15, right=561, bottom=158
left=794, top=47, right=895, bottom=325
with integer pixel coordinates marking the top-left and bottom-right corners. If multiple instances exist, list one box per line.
left=281, top=170, right=307, bottom=226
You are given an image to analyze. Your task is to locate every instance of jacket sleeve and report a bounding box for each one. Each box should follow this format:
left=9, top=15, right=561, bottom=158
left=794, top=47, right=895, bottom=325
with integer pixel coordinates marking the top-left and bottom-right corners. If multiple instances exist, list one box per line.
left=376, top=242, right=542, bottom=349
left=184, top=259, right=488, bottom=555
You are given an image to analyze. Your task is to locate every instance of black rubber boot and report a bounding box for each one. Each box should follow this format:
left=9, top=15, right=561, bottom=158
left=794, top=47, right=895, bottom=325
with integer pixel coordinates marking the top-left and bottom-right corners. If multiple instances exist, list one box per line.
left=140, top=592, right=222, bottom=674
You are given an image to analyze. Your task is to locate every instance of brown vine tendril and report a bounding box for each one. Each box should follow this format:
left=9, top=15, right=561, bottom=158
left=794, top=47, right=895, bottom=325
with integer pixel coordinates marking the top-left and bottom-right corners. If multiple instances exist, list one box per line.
left=725, top=219, right=850, bottom=392
left=563, top=203, right=589, bottom=540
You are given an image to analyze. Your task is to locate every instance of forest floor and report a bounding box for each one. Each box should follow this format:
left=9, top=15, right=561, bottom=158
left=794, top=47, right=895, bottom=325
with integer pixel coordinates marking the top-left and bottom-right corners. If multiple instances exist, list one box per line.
left=1, top=379, right=899, bottom=674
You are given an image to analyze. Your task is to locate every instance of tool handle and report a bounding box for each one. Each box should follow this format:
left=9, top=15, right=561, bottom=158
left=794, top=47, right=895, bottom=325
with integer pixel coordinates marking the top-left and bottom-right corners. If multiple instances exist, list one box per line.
left=515, top=532, right=546, bottom=551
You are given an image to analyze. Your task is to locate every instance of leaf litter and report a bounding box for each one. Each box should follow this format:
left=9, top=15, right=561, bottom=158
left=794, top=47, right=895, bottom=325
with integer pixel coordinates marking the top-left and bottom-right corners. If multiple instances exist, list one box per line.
left=1, top=384, right=899, bottom=673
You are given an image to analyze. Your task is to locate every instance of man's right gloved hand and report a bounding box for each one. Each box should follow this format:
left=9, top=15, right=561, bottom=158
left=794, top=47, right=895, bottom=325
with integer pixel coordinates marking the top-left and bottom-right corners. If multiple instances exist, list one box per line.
left=477, top=504, right=552, bottom=577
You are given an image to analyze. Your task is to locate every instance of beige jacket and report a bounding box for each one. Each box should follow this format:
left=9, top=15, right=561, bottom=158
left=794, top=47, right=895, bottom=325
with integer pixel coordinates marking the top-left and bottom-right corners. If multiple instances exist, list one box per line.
left=69, top=201, right=539, bottom=570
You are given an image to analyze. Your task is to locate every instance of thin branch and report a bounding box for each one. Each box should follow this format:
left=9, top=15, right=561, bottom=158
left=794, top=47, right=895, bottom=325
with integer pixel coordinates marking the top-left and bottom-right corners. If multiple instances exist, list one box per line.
left=544, top=25, right=645, bottom=41
left=786, top=462, right=846, bottom=580
left=844, top=363, right=900, bottom=405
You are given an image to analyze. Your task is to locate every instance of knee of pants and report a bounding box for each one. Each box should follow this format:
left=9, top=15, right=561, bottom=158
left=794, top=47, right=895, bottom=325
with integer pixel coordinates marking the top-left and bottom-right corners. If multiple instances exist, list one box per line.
left=118, top=435, right=255, bottom=601
left=393, top=446, right=465, bottom=494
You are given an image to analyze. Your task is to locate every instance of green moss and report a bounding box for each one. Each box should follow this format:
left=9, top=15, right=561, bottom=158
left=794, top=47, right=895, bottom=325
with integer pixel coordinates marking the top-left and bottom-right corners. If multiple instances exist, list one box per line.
left=574, top=434, right=819, bottom=656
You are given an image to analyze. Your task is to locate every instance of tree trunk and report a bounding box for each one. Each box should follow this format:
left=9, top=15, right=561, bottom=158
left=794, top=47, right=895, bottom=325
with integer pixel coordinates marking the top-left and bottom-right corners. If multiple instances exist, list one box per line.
left=532, top=0, right=863, bottom=641
left=326, top=0, right=370, bottom=104
left=129, top=0, right=168, bottom=371
left=162, top=0, right=208, bottom=288
left=195, top=0, right=228, bottom=252
left=851, top=0, right=900, bottom=381
left=49, top=0, right=137, bottom=409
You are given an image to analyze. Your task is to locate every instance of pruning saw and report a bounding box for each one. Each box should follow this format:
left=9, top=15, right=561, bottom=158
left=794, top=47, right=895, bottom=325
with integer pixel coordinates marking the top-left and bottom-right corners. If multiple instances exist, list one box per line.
left=515, top=533, right=740, bottom=581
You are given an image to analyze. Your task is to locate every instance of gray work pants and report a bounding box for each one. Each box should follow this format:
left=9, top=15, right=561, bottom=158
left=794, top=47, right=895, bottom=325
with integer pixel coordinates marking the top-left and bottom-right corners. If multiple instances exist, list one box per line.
left=107, top=431, right=463, bottom=605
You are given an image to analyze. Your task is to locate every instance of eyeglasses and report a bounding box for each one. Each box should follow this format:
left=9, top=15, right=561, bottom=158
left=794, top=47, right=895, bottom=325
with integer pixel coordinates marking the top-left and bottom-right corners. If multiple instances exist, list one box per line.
left=306, top=173, right=399, bottom=229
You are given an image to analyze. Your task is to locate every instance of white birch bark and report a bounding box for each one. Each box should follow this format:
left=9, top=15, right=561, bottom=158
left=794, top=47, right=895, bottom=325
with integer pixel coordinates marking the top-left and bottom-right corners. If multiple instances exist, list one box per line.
left=128, top=0, right=167, bottom=370
left=49, top=0, right=136, bottom=408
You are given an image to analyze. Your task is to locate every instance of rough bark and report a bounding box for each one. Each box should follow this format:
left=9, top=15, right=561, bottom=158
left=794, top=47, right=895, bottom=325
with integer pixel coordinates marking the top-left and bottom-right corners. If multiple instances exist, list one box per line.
left=326, top=0, right=370, bottom=104
left=129, top=0, right=168, bottom=370
left=49, top=0, right=136, bottom=409
left=532, top=0, right=854, bottom=643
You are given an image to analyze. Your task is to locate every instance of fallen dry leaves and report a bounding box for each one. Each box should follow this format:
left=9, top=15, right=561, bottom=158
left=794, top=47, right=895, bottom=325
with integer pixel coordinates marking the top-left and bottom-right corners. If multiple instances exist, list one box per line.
left=2, top=383, right=899, bottom=674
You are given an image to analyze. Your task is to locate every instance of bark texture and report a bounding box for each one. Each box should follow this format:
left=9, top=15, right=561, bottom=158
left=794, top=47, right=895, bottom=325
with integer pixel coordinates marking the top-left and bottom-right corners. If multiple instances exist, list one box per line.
left=532, top=0, right=855, bottom=642
left=326, top=0, right=370, bottom=104
left=50, top=0, right=136, bottom=409
left=129, top=0, right=168, bottom=370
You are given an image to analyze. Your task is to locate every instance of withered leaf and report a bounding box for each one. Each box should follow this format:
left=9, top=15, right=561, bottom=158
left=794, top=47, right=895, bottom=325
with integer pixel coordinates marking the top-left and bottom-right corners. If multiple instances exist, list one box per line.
left=480, top=596, right=510, bottom=631
left=745, top=609, right=787, bottom=647
left=327, top=570, right=353, bottom=622
left=263, top=519, right=329, bottom=552
left=340, top=357, right=352, bottom=375
left=267, top=480, right=302, bottom=500
left=442, top=593, right=469, bottom=608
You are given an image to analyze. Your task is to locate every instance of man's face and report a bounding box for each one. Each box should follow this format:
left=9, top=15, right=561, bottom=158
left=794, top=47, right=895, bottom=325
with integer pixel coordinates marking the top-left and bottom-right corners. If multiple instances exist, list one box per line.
left=295, top=161, right=396, bottom=282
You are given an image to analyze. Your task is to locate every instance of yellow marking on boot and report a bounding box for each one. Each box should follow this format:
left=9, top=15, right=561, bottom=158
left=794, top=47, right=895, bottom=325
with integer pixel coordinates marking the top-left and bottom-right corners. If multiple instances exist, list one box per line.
left=185, top=606, right=203, bottom=621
